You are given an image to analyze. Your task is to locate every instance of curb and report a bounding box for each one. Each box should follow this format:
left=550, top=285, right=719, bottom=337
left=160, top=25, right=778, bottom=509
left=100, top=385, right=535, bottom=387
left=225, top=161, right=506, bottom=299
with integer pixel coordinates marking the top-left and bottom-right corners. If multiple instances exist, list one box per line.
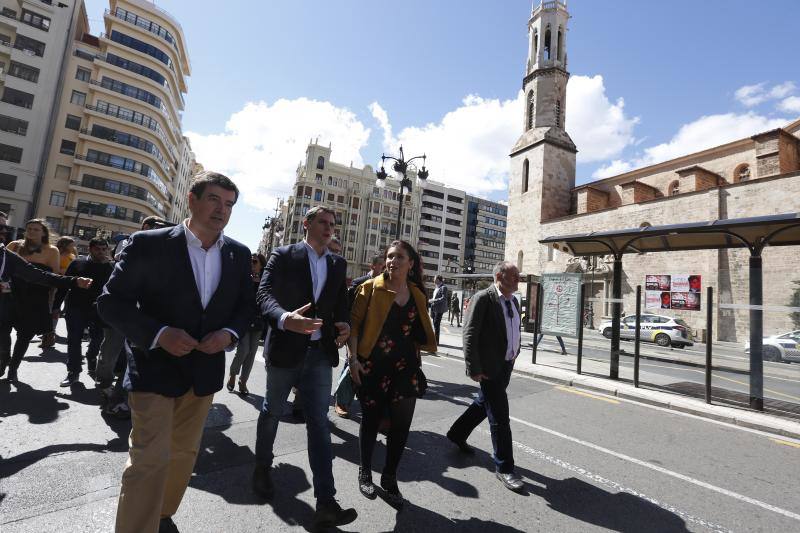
left=431, top=349, right=800, bottom=441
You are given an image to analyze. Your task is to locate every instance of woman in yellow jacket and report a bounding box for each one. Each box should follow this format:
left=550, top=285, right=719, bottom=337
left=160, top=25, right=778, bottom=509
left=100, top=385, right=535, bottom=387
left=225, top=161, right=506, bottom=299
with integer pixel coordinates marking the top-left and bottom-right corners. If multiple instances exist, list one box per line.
left=348, top=240, right=436, bottom=506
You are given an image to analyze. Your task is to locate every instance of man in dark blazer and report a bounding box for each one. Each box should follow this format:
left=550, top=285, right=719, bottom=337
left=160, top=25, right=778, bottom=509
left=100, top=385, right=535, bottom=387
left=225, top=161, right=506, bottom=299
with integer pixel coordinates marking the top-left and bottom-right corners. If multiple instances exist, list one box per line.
left=446, top=260, right=525, bottom=493
left=253, top=205, right=357, bottom=531
left=98, top=172, right=254, bottom=533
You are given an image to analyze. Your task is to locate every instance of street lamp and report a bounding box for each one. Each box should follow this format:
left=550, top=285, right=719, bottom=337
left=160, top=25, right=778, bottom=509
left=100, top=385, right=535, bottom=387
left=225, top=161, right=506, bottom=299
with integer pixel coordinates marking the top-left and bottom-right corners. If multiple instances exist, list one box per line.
left=375, top=146, right=429, bottom=240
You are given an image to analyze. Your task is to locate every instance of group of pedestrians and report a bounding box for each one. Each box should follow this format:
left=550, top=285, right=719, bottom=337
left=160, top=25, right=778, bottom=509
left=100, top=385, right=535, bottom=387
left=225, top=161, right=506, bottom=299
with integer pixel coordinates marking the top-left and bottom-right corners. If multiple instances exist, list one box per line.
left=1, top=171, right=533, bottom=532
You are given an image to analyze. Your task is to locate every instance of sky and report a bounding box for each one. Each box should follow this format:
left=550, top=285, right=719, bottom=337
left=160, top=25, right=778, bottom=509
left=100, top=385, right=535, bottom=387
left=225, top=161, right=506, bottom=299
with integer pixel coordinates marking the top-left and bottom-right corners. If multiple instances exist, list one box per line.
left=83, top=0, right=800, bottom=249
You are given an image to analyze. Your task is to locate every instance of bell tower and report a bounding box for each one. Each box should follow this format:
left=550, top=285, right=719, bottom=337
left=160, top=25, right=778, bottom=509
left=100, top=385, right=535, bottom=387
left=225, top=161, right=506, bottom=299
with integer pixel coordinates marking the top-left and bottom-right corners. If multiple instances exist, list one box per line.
left=506, top=0, right=577, bottom=275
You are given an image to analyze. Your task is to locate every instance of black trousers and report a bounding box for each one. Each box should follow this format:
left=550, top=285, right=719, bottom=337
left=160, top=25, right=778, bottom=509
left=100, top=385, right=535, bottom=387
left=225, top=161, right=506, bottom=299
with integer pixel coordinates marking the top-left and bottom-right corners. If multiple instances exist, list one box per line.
left=448, top=360, right=515, bottom=473
left=431, top=311, right=444, bottom=343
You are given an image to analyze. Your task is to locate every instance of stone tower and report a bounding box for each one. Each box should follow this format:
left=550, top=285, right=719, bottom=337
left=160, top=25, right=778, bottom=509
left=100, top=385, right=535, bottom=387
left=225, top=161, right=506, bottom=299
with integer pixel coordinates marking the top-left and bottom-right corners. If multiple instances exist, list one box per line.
left=506, top=0, right=577, bottom=274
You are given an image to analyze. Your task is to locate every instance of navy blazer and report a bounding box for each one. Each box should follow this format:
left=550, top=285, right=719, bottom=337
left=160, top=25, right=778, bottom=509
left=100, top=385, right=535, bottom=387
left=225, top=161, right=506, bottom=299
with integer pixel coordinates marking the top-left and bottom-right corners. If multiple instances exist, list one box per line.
left=462, top=284, right=521, bottom=380
left=97, top=224, right=255, bottom=397
left=258, top=242, right=348, bottom=368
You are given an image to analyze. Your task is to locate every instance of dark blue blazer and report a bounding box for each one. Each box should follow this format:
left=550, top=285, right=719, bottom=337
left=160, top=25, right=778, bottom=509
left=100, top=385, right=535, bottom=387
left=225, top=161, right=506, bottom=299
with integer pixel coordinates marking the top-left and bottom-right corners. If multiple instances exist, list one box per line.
left=97, top=224, right=255, bottom=397
left=258, top=242, right=348, bottom=368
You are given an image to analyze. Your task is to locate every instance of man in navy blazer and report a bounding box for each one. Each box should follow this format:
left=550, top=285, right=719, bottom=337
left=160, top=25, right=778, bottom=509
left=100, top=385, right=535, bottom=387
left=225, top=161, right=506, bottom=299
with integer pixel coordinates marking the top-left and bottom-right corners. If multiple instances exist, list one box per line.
left=253, top=205, right=357, bottom=530
left=98, top=172, right=254, bottom=533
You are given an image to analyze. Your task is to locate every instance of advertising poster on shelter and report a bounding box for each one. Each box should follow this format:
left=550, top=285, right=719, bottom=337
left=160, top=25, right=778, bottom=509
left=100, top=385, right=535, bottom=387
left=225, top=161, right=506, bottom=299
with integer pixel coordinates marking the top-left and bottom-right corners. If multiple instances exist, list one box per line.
left=645, top=274, right=702, bottom=310
left=540, top=273, right=582, bottom=338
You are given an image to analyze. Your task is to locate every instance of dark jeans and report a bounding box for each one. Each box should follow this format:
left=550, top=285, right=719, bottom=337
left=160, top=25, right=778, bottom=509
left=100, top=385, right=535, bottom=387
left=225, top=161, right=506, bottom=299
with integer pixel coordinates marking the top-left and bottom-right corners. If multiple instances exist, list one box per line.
left=65, top=306, right=103, bottom=374
left=1, top=327, right=37, bottom=374
left=535, top=334, right=566, bottom=353
left=448, top=360, right=515, bottom=474
left=255, top=347, right=335, bottom=503
left=431, top=311, right=444, bottom=343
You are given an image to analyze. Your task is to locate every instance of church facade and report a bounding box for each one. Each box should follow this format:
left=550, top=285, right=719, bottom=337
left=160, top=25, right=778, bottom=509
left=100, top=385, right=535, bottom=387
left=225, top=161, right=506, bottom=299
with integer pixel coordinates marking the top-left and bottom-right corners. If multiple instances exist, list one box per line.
left=506, top=1, right=800, bottom=342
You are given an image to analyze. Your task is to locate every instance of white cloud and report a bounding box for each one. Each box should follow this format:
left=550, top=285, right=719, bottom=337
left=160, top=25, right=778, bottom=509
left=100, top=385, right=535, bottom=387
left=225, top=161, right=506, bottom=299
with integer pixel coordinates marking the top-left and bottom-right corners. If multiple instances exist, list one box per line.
left=369, top=75, right=637, bottom=194
left=734, top=81, right=797, bottom=107
left=593, top=112, right=789, bottom=179
left=186, top=98, right=371, bottom=209
left=778, top=95, right=800, bottom=113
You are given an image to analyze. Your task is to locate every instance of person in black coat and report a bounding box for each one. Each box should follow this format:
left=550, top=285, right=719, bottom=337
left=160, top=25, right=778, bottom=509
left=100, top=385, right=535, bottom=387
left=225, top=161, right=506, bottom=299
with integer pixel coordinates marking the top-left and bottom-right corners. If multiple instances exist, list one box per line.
left=0, top=244, right=91, bottom=381
left=97, top=172, right=254, bottom=533
left=252, top=206, right=357, bottom=531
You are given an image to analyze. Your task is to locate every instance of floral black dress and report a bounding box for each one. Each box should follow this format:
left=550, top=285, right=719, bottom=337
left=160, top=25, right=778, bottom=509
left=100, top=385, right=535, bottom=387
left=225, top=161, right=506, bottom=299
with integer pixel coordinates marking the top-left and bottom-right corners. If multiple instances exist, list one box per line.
left=357, top=297, right=428, bottom=408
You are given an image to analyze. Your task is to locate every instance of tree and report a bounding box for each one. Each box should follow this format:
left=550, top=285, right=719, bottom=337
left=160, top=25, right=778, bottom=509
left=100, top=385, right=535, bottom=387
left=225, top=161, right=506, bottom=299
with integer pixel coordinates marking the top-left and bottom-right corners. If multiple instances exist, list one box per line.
left=790, top=280, right=800, bottom=329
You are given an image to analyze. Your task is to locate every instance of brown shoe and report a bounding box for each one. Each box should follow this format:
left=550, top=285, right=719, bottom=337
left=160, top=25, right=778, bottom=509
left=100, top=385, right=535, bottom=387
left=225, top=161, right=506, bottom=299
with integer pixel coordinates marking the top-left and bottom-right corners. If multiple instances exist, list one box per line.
left=334, top=403, right=349, bottom=418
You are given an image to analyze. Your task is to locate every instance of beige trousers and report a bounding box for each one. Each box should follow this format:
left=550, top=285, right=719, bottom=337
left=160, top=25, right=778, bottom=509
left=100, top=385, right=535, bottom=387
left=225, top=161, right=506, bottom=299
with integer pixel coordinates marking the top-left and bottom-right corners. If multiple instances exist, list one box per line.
left=115, top=390, right=213, bottom=533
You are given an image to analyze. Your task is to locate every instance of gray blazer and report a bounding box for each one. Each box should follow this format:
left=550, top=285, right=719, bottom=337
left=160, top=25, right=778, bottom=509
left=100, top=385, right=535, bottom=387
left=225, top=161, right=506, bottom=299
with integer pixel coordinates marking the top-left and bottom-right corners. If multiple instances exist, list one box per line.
left=462, top=284, right=521, bottom=379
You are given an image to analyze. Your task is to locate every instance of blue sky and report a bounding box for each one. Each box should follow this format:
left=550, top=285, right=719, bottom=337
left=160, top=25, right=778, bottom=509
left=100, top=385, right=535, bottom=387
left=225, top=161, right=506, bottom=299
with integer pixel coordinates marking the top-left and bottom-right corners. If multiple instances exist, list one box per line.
left=84, top=0, right=800, bottom=249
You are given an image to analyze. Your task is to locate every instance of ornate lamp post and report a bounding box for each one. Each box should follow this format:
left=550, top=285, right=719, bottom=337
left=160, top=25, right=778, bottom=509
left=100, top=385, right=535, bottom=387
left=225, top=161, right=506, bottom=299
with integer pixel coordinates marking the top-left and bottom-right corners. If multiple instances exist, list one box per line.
left=375, top=146, right=429, bottom=240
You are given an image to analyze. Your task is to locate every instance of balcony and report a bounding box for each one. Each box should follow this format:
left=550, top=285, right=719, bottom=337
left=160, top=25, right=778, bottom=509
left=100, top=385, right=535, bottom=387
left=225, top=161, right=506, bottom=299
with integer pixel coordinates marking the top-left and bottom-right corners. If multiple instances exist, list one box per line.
left=74, top=153, right=171, bottom=202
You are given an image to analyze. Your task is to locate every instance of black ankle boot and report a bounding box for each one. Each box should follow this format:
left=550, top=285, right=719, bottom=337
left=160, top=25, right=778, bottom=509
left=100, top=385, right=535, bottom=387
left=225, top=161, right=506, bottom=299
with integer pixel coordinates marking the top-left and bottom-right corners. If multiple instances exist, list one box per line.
left=380, top=473, right=403, bottom=507
left=358, top=468, right=377, bottom=499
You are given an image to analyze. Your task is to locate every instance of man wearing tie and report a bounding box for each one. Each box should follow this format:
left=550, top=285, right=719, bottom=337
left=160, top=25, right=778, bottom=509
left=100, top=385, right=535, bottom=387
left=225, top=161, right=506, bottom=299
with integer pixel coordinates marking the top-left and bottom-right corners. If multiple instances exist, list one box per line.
left=446, top=261, right=525, bottom=493
left=98, top=172, right=255, bottom=533
left=253, top=206, right=357, bottom=531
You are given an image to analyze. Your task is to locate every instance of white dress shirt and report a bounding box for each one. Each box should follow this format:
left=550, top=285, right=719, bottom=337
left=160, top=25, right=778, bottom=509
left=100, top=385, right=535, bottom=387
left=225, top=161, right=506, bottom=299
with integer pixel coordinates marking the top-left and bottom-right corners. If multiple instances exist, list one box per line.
left=151, top=221, right=237, bottom=349
left=499, top=290, right=521, bottom=361
left=278, top=240, right=330, bottom=341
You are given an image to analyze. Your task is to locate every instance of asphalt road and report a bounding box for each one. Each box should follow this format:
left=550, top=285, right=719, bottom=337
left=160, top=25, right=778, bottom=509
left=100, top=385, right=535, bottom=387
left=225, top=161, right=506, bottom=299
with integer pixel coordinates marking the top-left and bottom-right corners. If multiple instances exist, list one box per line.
left=2, top=327, right=800, bottom=532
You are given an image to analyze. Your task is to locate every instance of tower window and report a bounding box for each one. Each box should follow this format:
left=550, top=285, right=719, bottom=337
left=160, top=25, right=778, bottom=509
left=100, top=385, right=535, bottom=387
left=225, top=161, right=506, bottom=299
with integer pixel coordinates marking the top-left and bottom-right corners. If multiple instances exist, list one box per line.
left=555, top=99, right=562, bottom=127
left=316, top=156, right=325, bottom=169
left=533, top=30, right=538, bottom=61
left=517, top=251, right=524, bottom=271
left=668, top=180, right=680, bottom=196
left=734, top=164, right=750, bottom=182
left=527, top=90, right=535, bottom=130
left=544, top=25, right=552, bottom=60
left=522, top=159, right=529, bottom=193
left=557, top=27, right=564, bottom=61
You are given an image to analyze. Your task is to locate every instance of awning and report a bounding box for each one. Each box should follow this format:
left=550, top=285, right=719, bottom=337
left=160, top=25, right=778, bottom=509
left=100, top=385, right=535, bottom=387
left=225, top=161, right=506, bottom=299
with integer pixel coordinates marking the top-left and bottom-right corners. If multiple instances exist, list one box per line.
left=540, top=212, right=800, bottom=257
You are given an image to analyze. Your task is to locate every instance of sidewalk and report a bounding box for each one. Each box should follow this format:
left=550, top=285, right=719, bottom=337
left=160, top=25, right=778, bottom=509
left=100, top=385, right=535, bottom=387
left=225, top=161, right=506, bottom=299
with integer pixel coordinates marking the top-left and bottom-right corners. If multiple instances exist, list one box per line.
left=431, top=337, right=800, bottom=441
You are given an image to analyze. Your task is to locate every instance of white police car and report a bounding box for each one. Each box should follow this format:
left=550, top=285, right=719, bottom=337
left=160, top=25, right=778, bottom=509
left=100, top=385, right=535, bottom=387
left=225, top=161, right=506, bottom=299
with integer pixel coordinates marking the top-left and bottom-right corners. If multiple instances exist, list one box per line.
left=744, top=330, right=800, bottom=363
left=599, top=314, right=693, bottom=348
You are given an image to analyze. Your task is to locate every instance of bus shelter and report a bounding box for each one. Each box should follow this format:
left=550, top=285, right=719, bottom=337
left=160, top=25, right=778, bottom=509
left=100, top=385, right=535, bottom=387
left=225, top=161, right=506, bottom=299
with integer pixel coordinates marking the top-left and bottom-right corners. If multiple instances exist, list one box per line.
left=539, top=212, right=800, bottom=410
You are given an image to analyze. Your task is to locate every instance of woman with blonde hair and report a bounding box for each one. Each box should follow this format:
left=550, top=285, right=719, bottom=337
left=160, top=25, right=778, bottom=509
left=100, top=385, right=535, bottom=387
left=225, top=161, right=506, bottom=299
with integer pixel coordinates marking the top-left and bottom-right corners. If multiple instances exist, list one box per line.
left=348, top=240, right=436, bottom=506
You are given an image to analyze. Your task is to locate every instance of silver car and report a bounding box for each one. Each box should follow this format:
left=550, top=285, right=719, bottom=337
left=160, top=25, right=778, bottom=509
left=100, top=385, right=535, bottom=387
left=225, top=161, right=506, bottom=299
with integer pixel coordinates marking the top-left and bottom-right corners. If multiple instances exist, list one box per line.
left=744, top=330, right=800, bottom=363
left=600, top=314, right=693, bottom=348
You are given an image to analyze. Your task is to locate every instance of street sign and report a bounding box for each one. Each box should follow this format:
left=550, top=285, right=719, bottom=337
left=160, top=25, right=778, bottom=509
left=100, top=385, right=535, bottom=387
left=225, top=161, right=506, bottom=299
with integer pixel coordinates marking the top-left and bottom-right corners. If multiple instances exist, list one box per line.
left=540, top=273, right=582, bottom=338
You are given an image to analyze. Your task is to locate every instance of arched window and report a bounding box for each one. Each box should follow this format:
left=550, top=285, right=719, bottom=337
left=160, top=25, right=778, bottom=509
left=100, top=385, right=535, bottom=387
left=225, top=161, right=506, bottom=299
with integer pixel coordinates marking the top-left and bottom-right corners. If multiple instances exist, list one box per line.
left=734, top=163, right=751, bottom=182
left=557, top=27, right=564, bottom=61
left=316, top=156, right=325, bottom=170
left=526, top=90, right=535, bottom=130
left=522, top=159, right=529, bottom=193
left=517, top=250, right=524, bottom=271
left=555, top=99, right=562, bottom=127
left=533, top=30, right=538, bottom=61
left=544, top=25, right=552, bottom=60
left=668, top=180, right=680, bottom=196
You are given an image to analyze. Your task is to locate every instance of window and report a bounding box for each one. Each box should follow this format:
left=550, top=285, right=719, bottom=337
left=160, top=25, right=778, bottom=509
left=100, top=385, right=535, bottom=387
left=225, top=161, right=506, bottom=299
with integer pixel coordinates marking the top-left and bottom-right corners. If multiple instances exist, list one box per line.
left=544, top=25, right=552, bottom=60
left=445, top=229, right=460, bottom=238
left=70, top=90, right=86, bottom=106
left=0, top=173, right=16, bottom=191
left=555, top=99, right=562, bottom=127
left=8, top=61, right=40, bottom=83
left=527, top=90, right=535, bottom=130
left=522, top=159, right=529, bottom=193
left=49, top=191, right=66, bottom=207
left=315, top=173, right=323, bottom=182
left=99, top=77, right=162, bottom=110
left=55, top=165, right=71, bottom=180
left=108, top=31, right=172, bottom=68
left=517, top=251, right=524, bottom=270
left=2, top=87, right=35, bottom=109
left=60, top=140, right=76, bottom=156
left=337, top=195, right=344, bottom=204
left=443, top=242, right=459, bottom=250
left=327, top=193, right=334, bottom=202
left=21, top=9, right=50, bottom=31
left=105, top=53, right=167, bottom=87
left=45, top=217, right=61, bottom=233
left=557, top=27, right=564, bottom=61
left=447, top=195, right=463, bottom=203
left=735, top=164, right=751, bottom=183
left=0, top=143, right=22, bottom=163
left=314, top=189, right=322, bottom=201
left=351, top=197, right=360, bottom=209
left=64, top=115, right=81, bottom=131
left=0, top=115, right=28, bottom=135
left=14, top=34, right=45, bottom=57
left=668, top=180, right=680, bottom=196
left=75, top=67, right=91, bottom=82
left=317, top=156, right=325, bottom=169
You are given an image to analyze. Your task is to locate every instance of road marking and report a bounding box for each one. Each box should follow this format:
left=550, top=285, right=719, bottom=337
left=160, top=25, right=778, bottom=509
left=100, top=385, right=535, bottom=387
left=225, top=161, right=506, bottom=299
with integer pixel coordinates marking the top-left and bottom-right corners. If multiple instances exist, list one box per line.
left=507, top=415, right=800, bottom=522
left=555, top=385, right=620, bottom=404
left=772, top=438, right=800, bottom=449
left=421, top=361, right=442, bottom=368
left=477, top=428, right=733, bottom=533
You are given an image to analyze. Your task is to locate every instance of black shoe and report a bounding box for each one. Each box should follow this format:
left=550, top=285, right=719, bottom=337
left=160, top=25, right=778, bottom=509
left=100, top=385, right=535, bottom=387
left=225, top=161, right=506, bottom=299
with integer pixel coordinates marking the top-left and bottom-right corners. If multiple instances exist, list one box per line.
left=8, top=367, right=18, bottom=382
left=252, top=464, right=274, bottom=500
left=358, top=468, right=377, bottom=499
left=158, top=516, right=179, bottom=533
left=496, top=472, right=524, bottom=493
left=60, top=372, right=79, bottom=387
left=313, top=500, right=358, bottom=530
left=380, top=473, right=404, bottom=507
left=446, top=429, right=474, bottom=454
left=292, top=406, right=304, bottom=420
left=561, top=351, right=568, bottom=355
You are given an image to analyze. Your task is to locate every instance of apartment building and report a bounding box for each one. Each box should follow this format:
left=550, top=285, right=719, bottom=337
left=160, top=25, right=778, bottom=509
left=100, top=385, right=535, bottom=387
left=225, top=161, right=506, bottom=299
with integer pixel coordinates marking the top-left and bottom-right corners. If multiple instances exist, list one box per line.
left=275, top=141, right=508, bottom=293
left=34, top=0, right=192, bottom=240
left=0, top=0, right=81, bottom=229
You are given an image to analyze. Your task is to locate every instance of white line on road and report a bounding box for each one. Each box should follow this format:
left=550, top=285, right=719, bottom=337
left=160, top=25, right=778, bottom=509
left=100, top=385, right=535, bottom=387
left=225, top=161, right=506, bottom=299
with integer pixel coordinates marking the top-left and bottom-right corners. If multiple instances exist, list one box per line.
left=421, top=361, right=442, bottom=368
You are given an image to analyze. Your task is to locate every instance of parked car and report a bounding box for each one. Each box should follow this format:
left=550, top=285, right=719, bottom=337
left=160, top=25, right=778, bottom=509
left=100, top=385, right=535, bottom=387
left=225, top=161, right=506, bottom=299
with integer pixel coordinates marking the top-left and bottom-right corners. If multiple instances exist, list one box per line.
left=744, top=330, right=800, bottom=363
left=599, top=314, right=693, bottom=348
